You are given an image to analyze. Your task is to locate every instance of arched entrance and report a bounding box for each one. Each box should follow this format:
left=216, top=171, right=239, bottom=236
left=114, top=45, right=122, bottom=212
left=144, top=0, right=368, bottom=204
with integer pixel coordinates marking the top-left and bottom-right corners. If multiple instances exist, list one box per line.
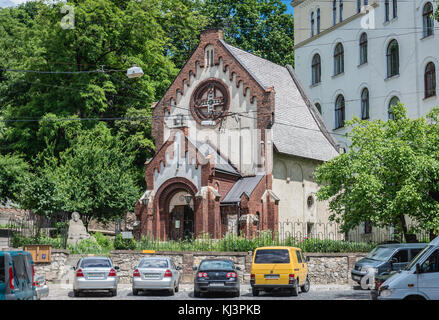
left=156, top=178, right=198, bottom=241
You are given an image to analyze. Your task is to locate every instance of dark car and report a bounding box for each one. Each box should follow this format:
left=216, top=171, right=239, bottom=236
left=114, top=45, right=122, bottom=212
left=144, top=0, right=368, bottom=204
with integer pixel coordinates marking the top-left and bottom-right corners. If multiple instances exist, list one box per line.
left=0, top=251, right=35, bottom=300
left=193, top=259, right=240, bottom=298
left=351, top=243, right=427, bottom=286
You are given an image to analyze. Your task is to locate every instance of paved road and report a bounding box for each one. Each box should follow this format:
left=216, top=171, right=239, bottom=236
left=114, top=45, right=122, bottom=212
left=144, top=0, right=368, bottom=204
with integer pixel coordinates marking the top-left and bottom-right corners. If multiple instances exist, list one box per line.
left=44, top=283, right=372, bottom=300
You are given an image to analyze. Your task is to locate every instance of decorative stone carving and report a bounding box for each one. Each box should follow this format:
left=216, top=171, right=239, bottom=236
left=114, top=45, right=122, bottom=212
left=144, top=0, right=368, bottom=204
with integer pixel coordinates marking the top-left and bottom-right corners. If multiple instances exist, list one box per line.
left=67, top=212, right=93, bottom=246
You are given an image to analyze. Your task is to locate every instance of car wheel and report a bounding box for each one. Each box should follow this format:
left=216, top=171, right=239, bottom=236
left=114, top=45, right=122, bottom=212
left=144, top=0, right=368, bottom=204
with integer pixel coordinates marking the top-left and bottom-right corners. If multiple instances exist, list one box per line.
left=290, top=281, right=299, bottom=296
left=111, top=289, right=117, bottom=297
left=301, top=276, right=310, bottom=293
left=234, top=290, right=240, bottom=298
left=175, top=284, right=179, bottom=293
left=133, top=289, right=139, bottom=296
left=73, top=290, right=80, bottom=297
left=252, top=288, right=259, bottom=296
left=169, top=286, right=175, bottom=296
left=194, top=290, right=201, bottom=298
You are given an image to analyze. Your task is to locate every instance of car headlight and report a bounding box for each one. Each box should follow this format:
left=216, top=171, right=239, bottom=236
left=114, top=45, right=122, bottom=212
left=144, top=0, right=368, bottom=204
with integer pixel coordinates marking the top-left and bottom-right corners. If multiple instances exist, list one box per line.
left=380, top=288, right=393, bottom=298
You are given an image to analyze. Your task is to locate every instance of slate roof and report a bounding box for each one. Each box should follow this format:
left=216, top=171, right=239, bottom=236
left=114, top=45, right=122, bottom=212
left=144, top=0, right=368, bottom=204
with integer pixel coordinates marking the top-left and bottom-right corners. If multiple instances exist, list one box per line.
left=186, top=136, right=240, bottom=176
left=221, top=41, right=339, bottom=162
left=221, top=174, right=265, bottom=204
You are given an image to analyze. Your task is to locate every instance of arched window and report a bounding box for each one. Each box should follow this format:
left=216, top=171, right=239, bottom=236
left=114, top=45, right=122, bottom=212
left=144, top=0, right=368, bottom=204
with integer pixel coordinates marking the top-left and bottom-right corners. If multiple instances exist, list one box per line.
left=312, top=54, right=321, bottom=85
left=388, top=96, right=399, bottom=120
left=385, top=0, right=390, bottom=21
left=425, top=62, right=436, bottom=98
left=315, top=103, right=322, bottom=114
left=317, top=9, right=321, bottom=34
left=392, top=0, right=398, bottom=19
left=339, top=0, right=343, bottom=22
left=361, top=88, right=370, bottom=120
left=387, top=39, right=399, bottom=78
left=423, top=2, right=434, bottom=38
left=310, top=12, right=315, bottom=37
left=335, top=94, right=345, bottom=129
left=357, top=0, right=361, bottom=13
left=333, top=0, right=337, bottom=25
left=359, top=33, right=368, bottom=65
left=334, top=43, right=344, bottom=75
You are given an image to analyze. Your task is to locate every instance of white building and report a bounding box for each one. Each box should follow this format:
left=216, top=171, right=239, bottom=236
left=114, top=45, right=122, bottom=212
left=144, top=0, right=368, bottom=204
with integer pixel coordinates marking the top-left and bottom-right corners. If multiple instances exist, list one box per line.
left=292, top=0, right=439, bottom=149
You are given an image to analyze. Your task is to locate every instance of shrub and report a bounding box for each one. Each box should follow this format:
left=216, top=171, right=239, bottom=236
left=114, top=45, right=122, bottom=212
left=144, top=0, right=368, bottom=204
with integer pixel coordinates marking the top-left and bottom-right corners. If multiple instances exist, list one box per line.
left=113, top=234, right=136, bottom=250
left=68, top=238, right=107, bottom=255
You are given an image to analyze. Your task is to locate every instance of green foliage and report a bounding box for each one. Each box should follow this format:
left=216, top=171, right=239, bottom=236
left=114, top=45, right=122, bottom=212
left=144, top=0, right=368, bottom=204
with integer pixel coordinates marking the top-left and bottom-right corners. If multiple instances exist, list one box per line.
left=68, top=238, right=108, bottom=255
left=315, top=104, right=439, bottom=241
left=114, top=233, right=137, bottom=250
left=93, top=232, right=114, bottom=252
left=11, top=233, right=65, bottom=249
left=0, top=154, right=29, bottom=205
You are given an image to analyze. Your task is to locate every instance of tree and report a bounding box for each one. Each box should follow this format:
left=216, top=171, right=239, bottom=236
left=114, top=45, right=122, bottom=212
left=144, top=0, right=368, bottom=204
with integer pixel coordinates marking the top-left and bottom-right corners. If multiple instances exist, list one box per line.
left=315, top=104, right=439, bottom=242
left=55, top=123, right=140, bottom=231
left=0, top=154, right=30, bottom=205
left=198, top=0, right=295, bottom=66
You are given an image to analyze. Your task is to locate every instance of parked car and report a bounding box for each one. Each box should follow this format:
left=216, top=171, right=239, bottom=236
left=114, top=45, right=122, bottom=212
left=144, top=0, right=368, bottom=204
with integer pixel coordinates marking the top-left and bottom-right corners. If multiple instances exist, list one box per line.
left=72, top=256, right=119, bottom=297
left=34, top=275, right=49, bottom=300
left=250, top=246, right=310, bottom=297
left=377, top=237, right=439, bottom=300
left=0, top=250, right=35, bottom=300
left=193, top=259, right=240, bottom=298
left=351, top=243, right=427, bottom=285
left=132, top=257, right=181, bottom=296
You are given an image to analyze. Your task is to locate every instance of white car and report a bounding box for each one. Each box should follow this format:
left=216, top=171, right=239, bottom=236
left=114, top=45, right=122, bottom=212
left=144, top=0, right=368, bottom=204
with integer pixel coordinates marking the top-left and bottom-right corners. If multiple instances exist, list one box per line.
left=378, top=236, right=439, bottom=300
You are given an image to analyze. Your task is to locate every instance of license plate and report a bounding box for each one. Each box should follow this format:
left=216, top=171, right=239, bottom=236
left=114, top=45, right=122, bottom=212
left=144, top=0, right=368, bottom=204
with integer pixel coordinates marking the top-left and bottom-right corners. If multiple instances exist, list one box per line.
left=144, top=274, right=160, bottom=279
left=264, top=275, right=279, bottom=279
left=210, top=282, right=224, bottom=286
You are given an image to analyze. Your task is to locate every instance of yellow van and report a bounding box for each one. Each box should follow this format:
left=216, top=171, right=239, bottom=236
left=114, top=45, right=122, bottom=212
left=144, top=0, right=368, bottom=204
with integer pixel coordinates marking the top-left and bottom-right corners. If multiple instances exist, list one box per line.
left=250, top=246, right=310, bottom=296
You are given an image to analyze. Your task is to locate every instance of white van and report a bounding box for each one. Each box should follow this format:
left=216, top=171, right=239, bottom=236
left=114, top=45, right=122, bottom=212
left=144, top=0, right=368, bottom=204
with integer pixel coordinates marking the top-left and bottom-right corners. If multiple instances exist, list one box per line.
left=378, top=237, right=439, bottom=300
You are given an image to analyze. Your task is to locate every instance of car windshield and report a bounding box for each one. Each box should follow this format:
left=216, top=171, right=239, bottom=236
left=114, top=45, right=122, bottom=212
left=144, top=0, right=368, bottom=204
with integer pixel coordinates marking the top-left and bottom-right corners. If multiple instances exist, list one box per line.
left=199, top=260, right=234, bottom=271
left=405, top=246, right=432, bottom=271
left=254, top=249, right=290, bottom=264
left=80, top=258, right=111, bottom=268
left=0, top=256, right=4, bottom=283
left=366, top=247, right=395, bottom=261
left=139, top=259, right=169, bottom=269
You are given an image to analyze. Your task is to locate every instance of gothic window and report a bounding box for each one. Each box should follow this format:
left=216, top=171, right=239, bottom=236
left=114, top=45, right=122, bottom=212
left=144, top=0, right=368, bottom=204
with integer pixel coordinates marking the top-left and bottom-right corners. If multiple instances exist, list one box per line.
left=392, top=0, right=397, bottom=19
left=335, top=94, right=345, bottom=129
left=205, top=48, right=214, bottom=67
left=385, top=0, right=390, bottom=22
left=361, top=88, right=370, bottom=120
left=386, top=39, right=399, bottom=78
left=339, top=0, right=343, bottom=23
left=333, top=0, right=337, bottom=25
left=359, top=33, right=368, bottom=65
left=312, top=54, right=321, bottom=85
left=191, top=80, right=229, bottom=123
left=317, top=9, right=321, bottom=34
left=334, top=43, right=344, bottom=75
left=425, top=62, right=436, bottom=98
left=423, top=2, right=434, bottom=38
left=388, top=96, right=400, bottom=120
left=310, top=12, right=315, bottom=37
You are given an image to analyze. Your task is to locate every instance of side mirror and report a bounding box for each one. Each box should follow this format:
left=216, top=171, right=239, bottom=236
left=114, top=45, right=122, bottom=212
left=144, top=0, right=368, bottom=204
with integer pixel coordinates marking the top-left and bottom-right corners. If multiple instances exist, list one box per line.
left=192, top=266, right=197, bottom=271
left=114, top=266, right=120, bottom=271
left=176, top=266, right=182, bottom=271
left=416, top=263, right=422, bottom=274
left=72, top=266, right=76, bottom=270
left=236, top=266, right=241, bottom=271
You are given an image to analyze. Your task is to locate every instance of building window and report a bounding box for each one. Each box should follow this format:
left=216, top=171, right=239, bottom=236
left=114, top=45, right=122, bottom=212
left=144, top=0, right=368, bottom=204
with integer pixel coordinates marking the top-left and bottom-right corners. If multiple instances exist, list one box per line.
left=385, top=0, right=390, bottom=22
left=334, top=43, right=344, bottom=75
left=423, top=2, right=434, bottom=38
left=311, top=12, right=315, bottom=37
left=392, top=0, right=397, bottom=19
left=315, top=103, right=322, bottom=114
left=357, top=0, right=361, bottom=13
left=333, top=0, right=337, bottom=25
left=388, top=96, right=400, bottom=120
left=359, top=33, right=368, bottom=65
left=312, top=54, right=321, bottom=85
left=339, top=0, right=343, bottom=23
left=386, top=39, right=399, bottom=78
left=317, top=9, right=321, bottom=34
left=361, top=88, right=370, bottom=120
left=307, top=195, right=314, bottom=208
left=335, top=94, right=345, bottom=129
left=425, top=62, right=437, bottom=98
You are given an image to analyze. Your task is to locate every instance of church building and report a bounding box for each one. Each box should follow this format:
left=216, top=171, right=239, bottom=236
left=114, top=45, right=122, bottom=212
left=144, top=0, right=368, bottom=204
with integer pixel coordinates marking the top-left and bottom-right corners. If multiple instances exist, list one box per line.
left=133, top=29, right=340, bottom=241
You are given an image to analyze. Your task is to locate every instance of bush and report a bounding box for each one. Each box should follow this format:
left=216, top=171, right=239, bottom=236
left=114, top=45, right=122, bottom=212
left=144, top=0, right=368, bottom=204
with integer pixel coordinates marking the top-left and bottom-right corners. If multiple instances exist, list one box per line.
left=68, top=238, right=107, bottom=255
left=113, top=234, right=136, bottom=250
left=11, top=233, right=65, bottom=249
left=93, top=232, right=114, bottom=252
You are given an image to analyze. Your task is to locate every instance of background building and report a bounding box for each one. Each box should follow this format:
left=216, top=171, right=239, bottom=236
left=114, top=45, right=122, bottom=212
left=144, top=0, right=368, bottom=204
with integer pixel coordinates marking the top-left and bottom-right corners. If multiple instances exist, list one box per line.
left=293, top=0, right=439, bottom=150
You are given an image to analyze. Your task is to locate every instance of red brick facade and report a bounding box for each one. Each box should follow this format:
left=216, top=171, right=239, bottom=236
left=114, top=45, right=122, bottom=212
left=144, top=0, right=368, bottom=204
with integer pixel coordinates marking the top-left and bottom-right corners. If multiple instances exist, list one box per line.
left=134, top=29, right=279, bottom=240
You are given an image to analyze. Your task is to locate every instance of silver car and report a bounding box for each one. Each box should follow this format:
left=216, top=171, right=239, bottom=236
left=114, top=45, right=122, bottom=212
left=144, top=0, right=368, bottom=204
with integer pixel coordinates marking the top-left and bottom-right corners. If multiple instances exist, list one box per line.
left=34, top=275, right=49, bottom=300
left=132, top=257, right=181, bottom=296
left=73, top=257, right=119, bottom=297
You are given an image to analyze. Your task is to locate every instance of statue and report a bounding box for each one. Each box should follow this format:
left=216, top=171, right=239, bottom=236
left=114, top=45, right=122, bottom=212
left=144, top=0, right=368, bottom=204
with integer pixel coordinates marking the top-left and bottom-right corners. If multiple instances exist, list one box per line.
left=67, top=212, right=93, bottom=246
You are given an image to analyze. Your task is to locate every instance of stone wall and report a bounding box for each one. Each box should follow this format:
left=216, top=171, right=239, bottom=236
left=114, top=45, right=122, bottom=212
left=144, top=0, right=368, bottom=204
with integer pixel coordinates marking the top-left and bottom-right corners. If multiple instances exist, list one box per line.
left=33, top=250, right=366, bottom=285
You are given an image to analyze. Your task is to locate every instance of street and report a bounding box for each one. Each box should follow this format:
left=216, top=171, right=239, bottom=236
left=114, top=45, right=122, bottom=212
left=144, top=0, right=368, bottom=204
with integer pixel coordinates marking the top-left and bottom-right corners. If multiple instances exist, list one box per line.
left=44, top=283, right=372, bottom=300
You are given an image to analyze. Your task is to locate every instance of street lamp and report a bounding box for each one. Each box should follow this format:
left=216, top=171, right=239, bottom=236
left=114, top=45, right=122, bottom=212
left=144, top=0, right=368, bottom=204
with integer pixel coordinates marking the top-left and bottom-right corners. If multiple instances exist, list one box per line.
left=184, top=194, right=193, bottom=205
left=142, top=198, right=149, bottom=206
left=127, top=64, right=144, bottom=78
